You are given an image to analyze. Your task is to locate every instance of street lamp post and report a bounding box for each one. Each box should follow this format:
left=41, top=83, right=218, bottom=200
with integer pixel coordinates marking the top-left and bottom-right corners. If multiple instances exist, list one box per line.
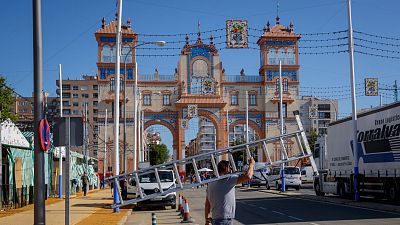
left=122, top=41, right=165, bottom=172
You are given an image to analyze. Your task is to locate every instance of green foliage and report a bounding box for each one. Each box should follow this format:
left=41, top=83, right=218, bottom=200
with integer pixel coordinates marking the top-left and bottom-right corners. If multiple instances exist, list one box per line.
left=0, top=76, right=16, bottom=122
left=307, top=129, right=318, bottom=153
left=149, top=144, right=170, bottom=165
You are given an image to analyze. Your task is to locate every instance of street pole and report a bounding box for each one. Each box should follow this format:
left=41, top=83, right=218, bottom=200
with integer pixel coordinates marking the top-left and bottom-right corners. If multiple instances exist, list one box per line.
left=141, top=110, right=145, bottom=162
left=33, top=0, right=46, bottom=223
left=85, top=102, right=89, bottom=175
left=113, top=0, right=123, bottom=213
left=347, top=0, right=359, bottom=201
left=103, top=109, right=107, bottom=188
left=226, top=109, right=229, bottom=147
left=133, top=62, right=138, bottom=171
left=58, top=63, right=63, bottom=199
left=123, top=63, right=127, bottom=173
left=138, top=100, right=142, bottom=163
left=279, top=60, right=285, bottom=192
left=245, top=91, right=249, bottom=144
left=65, top=117, right=71, bottom=225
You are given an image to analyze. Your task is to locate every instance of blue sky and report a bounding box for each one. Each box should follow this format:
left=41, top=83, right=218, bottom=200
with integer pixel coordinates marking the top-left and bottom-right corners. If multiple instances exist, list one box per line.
left=1, top=0, right=400, bottom=152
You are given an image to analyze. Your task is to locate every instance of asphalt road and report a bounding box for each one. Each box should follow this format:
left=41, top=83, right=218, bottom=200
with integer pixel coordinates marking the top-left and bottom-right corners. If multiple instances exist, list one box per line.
left=126, top=185, right=400, bottom=225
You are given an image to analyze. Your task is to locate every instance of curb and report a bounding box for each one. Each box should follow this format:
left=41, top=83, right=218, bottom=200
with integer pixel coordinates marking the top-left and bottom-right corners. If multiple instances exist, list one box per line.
left=251, top=188, right=400, bottom=214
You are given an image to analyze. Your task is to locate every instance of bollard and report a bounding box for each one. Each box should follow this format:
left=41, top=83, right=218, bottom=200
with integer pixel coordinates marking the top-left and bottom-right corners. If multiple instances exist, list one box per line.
left=152, top=212, right=157, bottom=225
left=181, top=201, right=194, bottom=223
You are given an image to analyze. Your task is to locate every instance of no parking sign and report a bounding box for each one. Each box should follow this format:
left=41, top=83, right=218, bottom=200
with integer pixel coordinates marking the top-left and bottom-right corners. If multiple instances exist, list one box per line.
left=39, top=119, right=51, bottom=151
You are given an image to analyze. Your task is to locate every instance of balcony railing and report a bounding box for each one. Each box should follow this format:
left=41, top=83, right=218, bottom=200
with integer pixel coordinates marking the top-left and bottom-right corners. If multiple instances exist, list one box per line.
left=223, top=75, right=263, bottom=82
left=139, top=74, right=176, bottom=81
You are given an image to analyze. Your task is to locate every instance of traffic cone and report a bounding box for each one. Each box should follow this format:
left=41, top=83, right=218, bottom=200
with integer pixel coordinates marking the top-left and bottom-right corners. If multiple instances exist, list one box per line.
left=180, top=197, right=185, bottom=217
left=177, top=194, right=182, bottom=212
left=152, top=212, right=157, bottom=225
left=181, top=201, right=194, bottom=223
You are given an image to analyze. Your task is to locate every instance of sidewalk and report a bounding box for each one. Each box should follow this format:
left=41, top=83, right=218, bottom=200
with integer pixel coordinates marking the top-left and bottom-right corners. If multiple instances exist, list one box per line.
left=0, top=189, right=130, bottom=225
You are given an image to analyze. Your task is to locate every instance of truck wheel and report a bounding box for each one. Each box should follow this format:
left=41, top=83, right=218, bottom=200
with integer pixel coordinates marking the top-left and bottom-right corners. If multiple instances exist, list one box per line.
left=338, top=183, right=346, bottom=198
left=314, top=182, right=325, bottom=196
left=385, top=182, right=398, bottom=202
left=295, top=185, right=300, bottom=191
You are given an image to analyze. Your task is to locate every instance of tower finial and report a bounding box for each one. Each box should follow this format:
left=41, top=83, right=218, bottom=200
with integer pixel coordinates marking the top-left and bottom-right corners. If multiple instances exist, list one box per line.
left=197, top=18, right=201, bottom=41
left=102, top=17, right=106, bottom=28
left=185, top=34, right=189, bottom=45
left=127, top=18, right=131, bottom=28
left=276, top=0, right=280, bottom=24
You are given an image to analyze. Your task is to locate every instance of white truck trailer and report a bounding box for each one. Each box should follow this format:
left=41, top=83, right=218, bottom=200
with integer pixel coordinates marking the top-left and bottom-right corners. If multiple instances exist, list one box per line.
left=313, top=102, right=400, bottom=202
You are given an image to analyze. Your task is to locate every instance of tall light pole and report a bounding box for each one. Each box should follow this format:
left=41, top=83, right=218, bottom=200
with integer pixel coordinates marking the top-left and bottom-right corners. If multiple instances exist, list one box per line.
left=346, top=0, right=360, bottom=201
left=33, top=0, right=46, bottom=222
left=103, top=109, right=107, bottom=188
left=279, top=60, right=285, bottom=192
left=122, top=41, right=165, bottom=171
left=58, top=64, right=63, bottom=199
left=113, top=0, right=123, bottom=213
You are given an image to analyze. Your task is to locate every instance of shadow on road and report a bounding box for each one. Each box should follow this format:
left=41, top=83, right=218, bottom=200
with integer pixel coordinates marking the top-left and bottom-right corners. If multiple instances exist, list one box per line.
left=235, top=196, right=400, bottom=225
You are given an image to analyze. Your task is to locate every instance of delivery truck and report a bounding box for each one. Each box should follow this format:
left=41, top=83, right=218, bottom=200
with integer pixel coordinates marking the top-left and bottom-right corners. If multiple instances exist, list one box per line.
left=313, top=102, right=400, bottom=202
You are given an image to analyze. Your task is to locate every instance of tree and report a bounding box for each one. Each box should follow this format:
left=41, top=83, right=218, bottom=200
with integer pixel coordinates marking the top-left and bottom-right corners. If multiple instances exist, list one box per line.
left=307, top=129, right=318, bottom=153
left=0, top=76, right=16, bottom=122
left=149, top=144, right=170, bottom=165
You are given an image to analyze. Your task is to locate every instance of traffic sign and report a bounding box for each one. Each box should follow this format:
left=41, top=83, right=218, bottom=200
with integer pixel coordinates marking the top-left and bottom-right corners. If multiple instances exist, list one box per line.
left=39, top=119, right=51, bottom=151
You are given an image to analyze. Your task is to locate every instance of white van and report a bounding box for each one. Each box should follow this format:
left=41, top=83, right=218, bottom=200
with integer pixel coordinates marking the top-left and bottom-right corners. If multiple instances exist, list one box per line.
left=300, top=166, right=313, bottom=183
left=266, top=166, right=302, bottom=190
left=127, top=170, right=177, bottom=209
left=249, top=162, right=268, bottom=187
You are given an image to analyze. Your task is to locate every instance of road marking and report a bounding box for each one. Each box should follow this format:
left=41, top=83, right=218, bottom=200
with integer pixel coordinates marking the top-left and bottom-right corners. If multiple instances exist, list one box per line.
left=310, top=223, right=320, bottom=225
left=248, top=203, right=256, bottom=207
left=271, top=210, right=285, bottom=215
left=259, top=206, right=268, bottom=210
left=288, top=215, right=303, bottom=221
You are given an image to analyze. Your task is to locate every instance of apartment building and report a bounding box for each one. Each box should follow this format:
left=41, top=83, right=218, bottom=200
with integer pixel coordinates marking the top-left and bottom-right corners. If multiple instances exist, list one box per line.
left=56, top=75, right=99, bottom=158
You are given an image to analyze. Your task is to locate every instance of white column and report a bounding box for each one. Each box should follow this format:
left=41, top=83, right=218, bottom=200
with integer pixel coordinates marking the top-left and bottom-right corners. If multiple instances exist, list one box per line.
left=133, top=62, right=138, bottom=170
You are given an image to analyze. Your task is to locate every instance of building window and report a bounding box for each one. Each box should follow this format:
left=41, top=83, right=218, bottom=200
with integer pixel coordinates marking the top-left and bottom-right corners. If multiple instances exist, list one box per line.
left=73, top=94, right=78, bottom=98
left=110, top=77, right=115, bottom=91
left=278, top=103, right=287, bottom=118
left=73, top=102, right=79, bottom=107
left=93, top=85, right=98, bottom=90
left=80, top=86, right=88, bottom=91
left=73, top=85, right=78, bottom=90
left=231, top=94, right=238, bottom=105
left=143, top=94, right=151, bottom=106
left=121, top=45, right=132, bottom=63
left=81, top=94, right=89, bottom=98
left=163, top=95, right=170, bottom=106
left=93, top=101, right=98, bottom=107
left=72, top=110, right=80, bottom=115
left=249, top=93, right=257, bottom=106
left=286, top=48, right=295, bottom=65
left=93, top=93, right=98, bottom=98
left=283, top=79, right=288, bottom=92
left=267, top=48, right=277, bottom=65
left=62, top=85, right=71, bottom=90
left=62, top=93, right=71, bottom=98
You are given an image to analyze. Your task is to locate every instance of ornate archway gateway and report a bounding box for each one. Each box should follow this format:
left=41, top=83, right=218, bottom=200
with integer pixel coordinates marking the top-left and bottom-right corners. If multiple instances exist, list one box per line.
left=96, top=18, right=302, bottom=174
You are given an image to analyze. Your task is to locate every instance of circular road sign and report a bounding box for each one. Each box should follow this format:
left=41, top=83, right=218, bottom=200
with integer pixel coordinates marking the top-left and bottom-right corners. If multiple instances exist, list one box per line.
left=39, top=119, right=51, bottom=151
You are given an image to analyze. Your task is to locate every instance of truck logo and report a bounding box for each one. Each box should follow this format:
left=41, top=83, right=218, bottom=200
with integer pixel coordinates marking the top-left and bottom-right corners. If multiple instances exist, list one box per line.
left=350, top=121, right=400, bottom=163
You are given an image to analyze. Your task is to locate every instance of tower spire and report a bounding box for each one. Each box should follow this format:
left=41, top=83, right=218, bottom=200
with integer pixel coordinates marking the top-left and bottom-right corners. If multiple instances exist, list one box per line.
left=276, top=0, right=280, bottom=24
left=197, top=18, right=201, bottom=41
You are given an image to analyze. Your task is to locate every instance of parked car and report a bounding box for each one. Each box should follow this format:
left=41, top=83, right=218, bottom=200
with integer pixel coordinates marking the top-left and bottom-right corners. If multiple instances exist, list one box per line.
left=127, top=170, right=177, bottom=209
left=266, top=166, right=302, bottom=190
left=300, top=166, right=314, bottom=183
left=250, top=167, right=268, bottom=187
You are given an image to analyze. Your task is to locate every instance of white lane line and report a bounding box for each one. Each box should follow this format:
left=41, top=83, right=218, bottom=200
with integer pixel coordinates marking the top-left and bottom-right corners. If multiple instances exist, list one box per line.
left=259, top=206, right=268, bottom=210
left=248, top=203, right=256, bottom=207
left=288, top=215, right=303, bottom=221
left=310, top=223, right=320, bottom=225
left=271, top=210, right=285, bottom=215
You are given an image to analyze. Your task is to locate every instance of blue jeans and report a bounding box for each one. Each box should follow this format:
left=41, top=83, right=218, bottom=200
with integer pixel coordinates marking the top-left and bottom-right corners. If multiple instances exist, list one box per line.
left=212, top=218, right=233, bottom=225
